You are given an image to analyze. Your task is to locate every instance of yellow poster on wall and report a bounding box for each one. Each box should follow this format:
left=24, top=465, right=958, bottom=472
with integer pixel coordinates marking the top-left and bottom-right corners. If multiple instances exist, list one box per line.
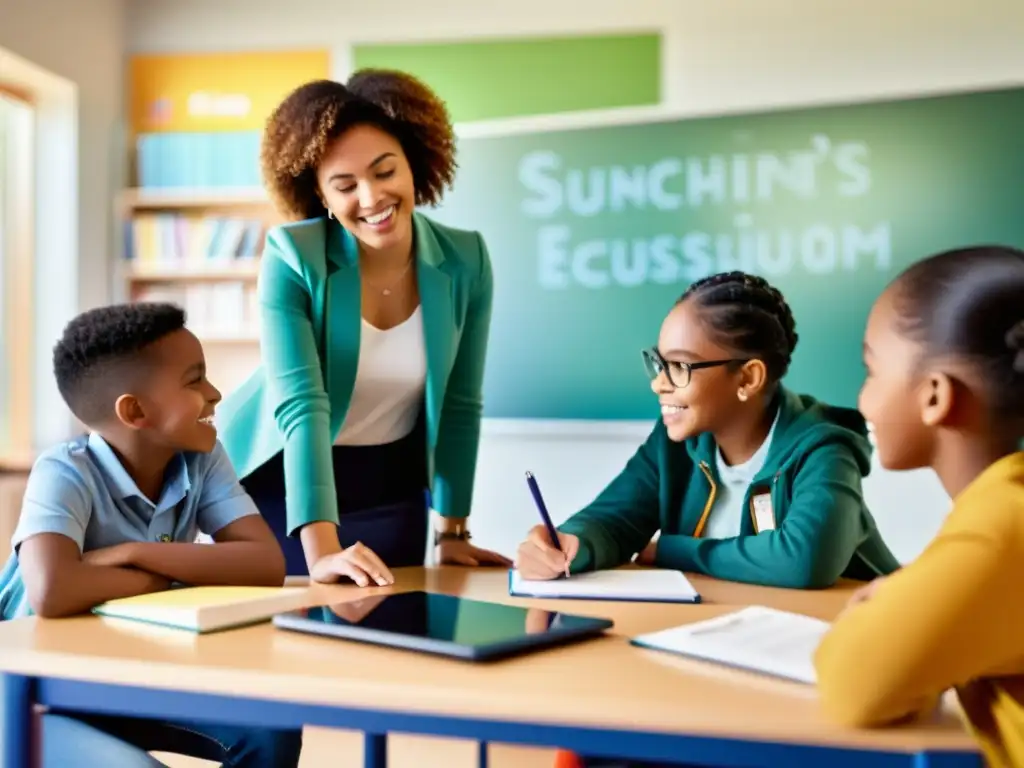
left=129, top=49, right=330, bottom=134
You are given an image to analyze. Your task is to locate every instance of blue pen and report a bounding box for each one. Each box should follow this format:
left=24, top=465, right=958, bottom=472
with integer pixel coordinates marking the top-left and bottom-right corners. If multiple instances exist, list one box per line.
left=525, top=471, right=570, bottom=578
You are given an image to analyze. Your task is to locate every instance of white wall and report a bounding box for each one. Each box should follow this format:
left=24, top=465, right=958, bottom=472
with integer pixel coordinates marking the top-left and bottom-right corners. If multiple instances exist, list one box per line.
left=0, top=0, right=126, bottom=447
left=125, top=0, right=1024, bottom=564
left=127, top=0, right=1024, bottom=110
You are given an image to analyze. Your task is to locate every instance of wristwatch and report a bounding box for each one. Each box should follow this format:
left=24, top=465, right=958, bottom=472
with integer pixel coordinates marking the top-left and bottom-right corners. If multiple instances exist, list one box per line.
left=433, top=521, right=471, bottom=546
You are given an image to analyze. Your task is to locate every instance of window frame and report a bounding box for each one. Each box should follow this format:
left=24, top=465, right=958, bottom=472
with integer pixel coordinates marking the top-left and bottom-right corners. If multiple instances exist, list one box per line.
left=0, top=84, right=36, bottom=469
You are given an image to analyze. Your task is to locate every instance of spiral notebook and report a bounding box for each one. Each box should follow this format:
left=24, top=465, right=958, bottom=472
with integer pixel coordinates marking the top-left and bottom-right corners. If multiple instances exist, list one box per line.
left=508, top=569, right=701, bottom=604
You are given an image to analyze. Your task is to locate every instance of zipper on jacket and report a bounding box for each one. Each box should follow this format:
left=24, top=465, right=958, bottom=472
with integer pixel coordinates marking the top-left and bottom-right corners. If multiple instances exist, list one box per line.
left=693, top=461, right=718, bottom=538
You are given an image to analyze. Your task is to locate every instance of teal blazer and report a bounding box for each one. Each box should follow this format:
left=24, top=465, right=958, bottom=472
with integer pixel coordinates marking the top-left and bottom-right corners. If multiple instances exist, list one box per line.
left=216, top=212, right=493, bottom=535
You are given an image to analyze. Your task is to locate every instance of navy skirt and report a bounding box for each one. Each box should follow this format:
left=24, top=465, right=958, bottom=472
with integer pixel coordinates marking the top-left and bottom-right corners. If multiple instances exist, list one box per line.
left=241, top=416, right=429, bottom=576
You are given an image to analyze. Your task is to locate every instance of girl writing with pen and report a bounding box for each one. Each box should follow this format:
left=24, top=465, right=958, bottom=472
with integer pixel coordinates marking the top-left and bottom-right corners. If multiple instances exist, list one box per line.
left=515, top=271, right=899, bottom=589
left=518, top=271, right=900, bottom=768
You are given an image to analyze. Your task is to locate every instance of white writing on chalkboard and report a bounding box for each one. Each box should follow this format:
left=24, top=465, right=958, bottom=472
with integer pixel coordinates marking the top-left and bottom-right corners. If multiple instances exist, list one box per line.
left=516, top=135, right=892, bottom=289
left=533, top=222, right=891, bottom=289
left=518, top=136, right=871, bottom=216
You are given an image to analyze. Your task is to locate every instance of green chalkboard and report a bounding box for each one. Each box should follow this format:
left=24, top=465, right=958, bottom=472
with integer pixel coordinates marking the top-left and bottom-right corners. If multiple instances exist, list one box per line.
left=429, top=86, right=1024, bottom=420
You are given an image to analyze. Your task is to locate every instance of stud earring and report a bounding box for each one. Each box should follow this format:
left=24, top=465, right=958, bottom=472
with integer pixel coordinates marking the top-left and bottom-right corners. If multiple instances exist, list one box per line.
left=327, top=209, right=334, bottom=220
left=737, top=390, right=748, bottom=402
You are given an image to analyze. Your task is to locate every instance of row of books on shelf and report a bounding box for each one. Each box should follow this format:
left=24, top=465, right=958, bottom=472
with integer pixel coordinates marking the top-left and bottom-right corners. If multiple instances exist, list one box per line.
left=126, top=214, right=264, bottom=273
left=134, top=284, right=259, bottom=341
left=136, top=131, right=262, bottom=189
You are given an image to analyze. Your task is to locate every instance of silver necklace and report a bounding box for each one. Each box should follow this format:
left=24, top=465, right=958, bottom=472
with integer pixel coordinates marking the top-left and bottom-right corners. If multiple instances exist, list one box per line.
left=363, top=257, right=413, bottom=296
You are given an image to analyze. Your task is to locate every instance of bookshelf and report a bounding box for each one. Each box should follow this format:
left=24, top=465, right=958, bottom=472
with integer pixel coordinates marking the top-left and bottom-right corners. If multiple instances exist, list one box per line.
left=117, top=188, right=278, bottom=396
left=119, top=50, right=334, bottom=402
left=119, top=187, right=270, bottom=209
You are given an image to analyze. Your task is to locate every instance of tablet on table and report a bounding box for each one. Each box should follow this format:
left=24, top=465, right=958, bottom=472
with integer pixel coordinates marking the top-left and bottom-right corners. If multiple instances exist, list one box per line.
left=273, top=590, right=614, bottom=661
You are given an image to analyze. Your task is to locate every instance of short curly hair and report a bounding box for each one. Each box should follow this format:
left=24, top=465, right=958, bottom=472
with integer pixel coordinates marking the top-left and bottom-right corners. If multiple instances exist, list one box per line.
left=53, top=302, right=187, bottom=426
left=261, top=69, right=457, bottom=221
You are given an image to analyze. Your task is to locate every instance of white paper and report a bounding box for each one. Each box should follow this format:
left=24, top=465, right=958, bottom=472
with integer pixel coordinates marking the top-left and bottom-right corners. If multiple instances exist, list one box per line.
left=632, top=605, right=830, bottom=684
left=510, top=569, right=700, bottom=602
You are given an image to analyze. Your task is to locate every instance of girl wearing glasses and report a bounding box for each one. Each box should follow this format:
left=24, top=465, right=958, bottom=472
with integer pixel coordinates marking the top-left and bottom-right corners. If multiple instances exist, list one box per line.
left=516, top=270, right=899, bottom=589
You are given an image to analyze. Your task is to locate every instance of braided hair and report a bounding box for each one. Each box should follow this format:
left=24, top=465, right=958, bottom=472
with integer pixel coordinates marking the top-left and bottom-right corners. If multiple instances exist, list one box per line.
left=678, top=271, right=800, bottom=383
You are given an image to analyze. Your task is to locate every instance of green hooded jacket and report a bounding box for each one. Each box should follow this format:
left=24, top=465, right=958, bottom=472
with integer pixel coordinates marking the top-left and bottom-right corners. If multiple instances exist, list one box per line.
left=558, top=387, right=901, bottom=588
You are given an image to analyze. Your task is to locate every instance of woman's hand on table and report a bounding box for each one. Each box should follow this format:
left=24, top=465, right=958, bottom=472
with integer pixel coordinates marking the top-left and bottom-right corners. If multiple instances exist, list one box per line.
left=309, top=542, right=394, bottom=587
left=437, top=538, right=512, bottom=568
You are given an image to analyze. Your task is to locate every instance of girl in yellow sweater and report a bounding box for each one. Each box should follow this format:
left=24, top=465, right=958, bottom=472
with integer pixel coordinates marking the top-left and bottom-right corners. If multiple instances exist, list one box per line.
left=814, top=245, right=1024, bottom=767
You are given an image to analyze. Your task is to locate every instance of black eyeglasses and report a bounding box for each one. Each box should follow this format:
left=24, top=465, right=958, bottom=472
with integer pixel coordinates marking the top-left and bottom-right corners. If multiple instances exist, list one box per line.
left=641, top=347, right=748, bottom=389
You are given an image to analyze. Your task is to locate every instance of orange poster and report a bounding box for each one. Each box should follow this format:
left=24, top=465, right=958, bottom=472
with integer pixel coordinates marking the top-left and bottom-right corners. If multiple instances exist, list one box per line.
left=129, top=49, right=330, bottom=134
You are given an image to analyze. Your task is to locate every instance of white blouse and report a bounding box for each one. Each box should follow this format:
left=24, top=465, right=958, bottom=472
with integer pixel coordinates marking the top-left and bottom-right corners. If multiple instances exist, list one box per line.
left=333, top=307, right=427, bottom=446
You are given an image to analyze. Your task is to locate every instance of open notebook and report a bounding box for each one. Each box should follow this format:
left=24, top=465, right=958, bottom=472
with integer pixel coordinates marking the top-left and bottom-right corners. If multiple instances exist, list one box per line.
left=630, top=605, right=830, bottom=684
left=509, top=569, right=701, bottom=604
left=92, top=586, right=310, bottom=633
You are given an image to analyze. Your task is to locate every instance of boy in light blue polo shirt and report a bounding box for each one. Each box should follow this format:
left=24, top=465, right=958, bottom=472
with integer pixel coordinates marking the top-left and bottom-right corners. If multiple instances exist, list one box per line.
left=0, top=302, right=302, bottom=768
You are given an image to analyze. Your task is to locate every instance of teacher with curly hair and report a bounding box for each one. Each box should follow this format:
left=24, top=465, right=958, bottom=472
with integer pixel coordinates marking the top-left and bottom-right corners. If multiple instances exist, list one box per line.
left=217, top=70, right=510, bottom=585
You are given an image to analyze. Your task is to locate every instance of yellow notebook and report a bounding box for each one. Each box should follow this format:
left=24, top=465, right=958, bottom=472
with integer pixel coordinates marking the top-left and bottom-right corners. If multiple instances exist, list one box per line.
left=92, top=586, right=310, bottom=633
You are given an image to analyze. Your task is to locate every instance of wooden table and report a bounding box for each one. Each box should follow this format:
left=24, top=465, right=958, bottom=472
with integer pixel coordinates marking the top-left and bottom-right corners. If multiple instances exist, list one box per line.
left=0, top=567, right=981, bottom=768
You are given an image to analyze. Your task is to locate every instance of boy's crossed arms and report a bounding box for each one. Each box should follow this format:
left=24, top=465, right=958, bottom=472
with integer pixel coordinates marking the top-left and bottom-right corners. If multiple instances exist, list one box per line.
left=18, top=445, right=284, bottom=619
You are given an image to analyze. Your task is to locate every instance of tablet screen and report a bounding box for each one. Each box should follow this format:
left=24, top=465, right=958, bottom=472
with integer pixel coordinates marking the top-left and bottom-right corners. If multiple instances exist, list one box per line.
left=289, top=591, right=601, bottom=647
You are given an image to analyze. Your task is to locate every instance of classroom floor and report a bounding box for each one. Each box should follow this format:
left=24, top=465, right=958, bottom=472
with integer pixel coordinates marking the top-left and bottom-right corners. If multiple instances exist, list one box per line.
left=156, top=727, right=556, bottom=767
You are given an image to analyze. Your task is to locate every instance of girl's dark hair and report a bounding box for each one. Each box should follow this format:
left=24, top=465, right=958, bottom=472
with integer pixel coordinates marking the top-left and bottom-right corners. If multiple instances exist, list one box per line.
left=891, top=245, right=1024, bottom=425
left=678, top=271, right=799, bottom=382
left=261, top=70, right=456, bottom=221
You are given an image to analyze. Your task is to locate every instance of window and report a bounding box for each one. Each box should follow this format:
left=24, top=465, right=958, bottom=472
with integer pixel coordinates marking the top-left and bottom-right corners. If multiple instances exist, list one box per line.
left=0, top=88, right=35, bottom=465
